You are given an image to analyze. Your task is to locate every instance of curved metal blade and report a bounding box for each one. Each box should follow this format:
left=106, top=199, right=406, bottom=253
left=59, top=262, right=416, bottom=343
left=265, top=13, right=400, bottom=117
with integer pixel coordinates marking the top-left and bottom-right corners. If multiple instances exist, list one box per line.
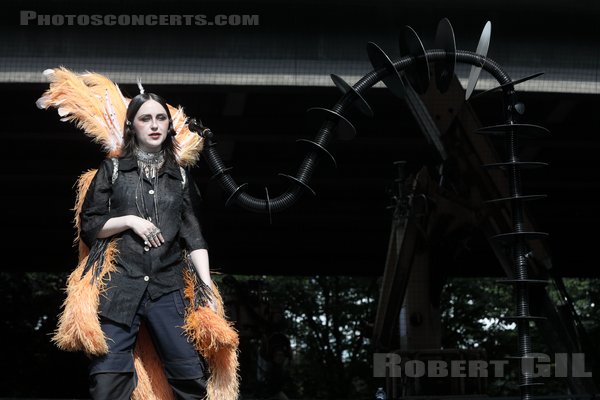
left=399, top=25, right=430, bottom=94
left=330, top=73, right=374, bottom=117
left=471, top=72, right=545, bottom=99
left=465, top=21, right=491, bottom=100
left=433, top=17, right=456, bottom=93
left=366, top=41, right=406, bottom=98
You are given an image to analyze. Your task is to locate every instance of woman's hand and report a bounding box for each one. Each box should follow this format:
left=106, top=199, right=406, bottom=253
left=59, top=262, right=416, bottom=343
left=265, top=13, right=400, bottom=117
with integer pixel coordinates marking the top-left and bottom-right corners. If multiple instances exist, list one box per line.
left=128, top=215, right=165, bottom=247
left=207, top=296, right=218, bottom=313
left=189, top=249, right=216, bottom=312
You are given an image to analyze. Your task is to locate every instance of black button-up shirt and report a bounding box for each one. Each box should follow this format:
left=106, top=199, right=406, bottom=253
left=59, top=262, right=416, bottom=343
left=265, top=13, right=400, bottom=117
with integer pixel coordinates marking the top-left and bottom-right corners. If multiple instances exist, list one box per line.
left=80, top=157, right=208, bottom=327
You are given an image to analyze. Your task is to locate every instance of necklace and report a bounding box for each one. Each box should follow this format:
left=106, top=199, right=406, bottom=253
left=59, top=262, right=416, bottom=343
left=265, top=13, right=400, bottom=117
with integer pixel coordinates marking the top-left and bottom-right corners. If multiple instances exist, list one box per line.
left=134, top=147, right=165, bottom=179
left=134, top=147, right=164, bottom=225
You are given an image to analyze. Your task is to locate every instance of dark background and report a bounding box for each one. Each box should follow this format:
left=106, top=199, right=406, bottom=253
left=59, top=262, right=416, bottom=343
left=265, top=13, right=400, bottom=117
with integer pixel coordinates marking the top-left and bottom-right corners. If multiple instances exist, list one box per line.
left=1, top=1, right=599, bottom=278
left=0, top=1, right=599, bottom=398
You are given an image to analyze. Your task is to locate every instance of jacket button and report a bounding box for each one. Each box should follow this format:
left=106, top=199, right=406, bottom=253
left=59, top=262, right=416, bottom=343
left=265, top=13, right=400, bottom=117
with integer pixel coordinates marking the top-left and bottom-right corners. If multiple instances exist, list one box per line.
left=144, top=276, right=150, bottom=282
left=149, top=189, right=155, bottom=195
left=144, top=246, right=150, bottom=252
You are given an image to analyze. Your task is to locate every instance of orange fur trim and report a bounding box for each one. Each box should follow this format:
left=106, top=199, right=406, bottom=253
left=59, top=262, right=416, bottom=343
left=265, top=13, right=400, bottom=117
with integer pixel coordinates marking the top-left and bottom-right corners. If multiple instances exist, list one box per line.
left=206, top=347, right=240, bottom=400
left=37, top=67, right=204, bottom=167
left=36, top=67, right=127, bottom=158
left=169, top=105, right=205, bottom=167
left=56, top=168, right=238, bottom=399
left=52, top=239, right=118, bottom=355
left=72, top=169, right=97, bottom=259
left=183, top=269, right=240, bottom=400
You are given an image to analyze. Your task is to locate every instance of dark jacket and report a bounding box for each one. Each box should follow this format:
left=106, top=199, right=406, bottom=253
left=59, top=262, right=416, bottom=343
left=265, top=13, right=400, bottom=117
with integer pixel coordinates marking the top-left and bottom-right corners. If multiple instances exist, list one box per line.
left=80, top=157, right=208, bottom=326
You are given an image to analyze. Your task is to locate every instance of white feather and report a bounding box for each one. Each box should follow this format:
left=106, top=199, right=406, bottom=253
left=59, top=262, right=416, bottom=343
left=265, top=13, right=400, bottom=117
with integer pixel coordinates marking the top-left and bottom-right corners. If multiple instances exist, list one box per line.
left=35, top=96, right=48, bottom=109
left=103, top=89, right=124, bottom=151
left=136, top=77, right=145, bottom=94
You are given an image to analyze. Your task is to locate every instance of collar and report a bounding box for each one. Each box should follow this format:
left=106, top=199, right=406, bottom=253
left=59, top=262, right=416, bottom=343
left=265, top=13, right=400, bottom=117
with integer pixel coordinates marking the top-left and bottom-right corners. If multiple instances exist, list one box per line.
left=117, top=157, right=183, bottom=180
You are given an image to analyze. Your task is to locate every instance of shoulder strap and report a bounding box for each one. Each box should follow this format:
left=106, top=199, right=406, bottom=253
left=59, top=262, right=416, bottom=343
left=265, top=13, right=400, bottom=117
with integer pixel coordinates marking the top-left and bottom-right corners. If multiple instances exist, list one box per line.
left=180, top=166, right=186, bottom=187
left=111, top=158, right=119, bottom=184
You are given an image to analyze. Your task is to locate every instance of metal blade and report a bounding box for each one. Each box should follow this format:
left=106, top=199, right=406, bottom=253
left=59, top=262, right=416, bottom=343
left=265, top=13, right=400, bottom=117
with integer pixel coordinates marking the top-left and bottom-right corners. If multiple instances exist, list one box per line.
left=465, top=21, right=492, bottom=100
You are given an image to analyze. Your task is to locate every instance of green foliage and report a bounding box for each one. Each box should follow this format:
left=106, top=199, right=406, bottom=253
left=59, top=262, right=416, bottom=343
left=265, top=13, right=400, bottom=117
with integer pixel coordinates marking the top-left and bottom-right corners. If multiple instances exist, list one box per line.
left=217, top=274, right=379, bottom=399
left=440, top=277, right=520, bottom=396
left=0, top=271, right=89, bottom=397
left=549, top=278, right=600, bottom=339
left=441, top=277, right=516, bottom=353
left=440, top=277, right=600, bottom=396
left=0, top=272, right=598, bottom=398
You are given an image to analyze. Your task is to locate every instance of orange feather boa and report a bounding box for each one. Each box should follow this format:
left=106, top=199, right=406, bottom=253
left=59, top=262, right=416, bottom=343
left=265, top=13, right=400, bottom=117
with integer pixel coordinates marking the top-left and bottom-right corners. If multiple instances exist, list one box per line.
left=53, top=170, right=240, bottom=400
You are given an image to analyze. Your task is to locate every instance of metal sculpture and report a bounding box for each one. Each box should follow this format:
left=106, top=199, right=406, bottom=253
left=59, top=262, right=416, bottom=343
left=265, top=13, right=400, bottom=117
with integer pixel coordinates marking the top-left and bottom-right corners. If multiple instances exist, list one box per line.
left=192, top=17, right=549, bottom=399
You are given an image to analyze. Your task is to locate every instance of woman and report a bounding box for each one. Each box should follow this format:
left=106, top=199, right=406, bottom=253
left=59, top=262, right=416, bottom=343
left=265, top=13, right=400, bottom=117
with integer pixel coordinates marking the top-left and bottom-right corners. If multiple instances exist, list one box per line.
left=82, top=91, right=215, bottom=399
left=37, top=68, right=239, bottom=400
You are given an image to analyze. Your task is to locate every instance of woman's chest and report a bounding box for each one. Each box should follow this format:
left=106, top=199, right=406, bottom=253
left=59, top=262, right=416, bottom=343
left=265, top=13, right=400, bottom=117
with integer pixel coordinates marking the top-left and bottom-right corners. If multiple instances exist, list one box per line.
left=110, top=171, right=183, bottom=213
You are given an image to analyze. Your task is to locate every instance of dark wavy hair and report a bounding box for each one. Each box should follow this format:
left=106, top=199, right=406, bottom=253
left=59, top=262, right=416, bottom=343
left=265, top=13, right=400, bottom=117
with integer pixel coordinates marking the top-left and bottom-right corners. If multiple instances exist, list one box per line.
left=121, top=93, right=180, bottom=166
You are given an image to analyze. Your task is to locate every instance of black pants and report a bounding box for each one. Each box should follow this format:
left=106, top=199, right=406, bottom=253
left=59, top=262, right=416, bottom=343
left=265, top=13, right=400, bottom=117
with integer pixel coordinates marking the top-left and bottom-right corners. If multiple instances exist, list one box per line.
left=89, top=290, right=208, bottom=400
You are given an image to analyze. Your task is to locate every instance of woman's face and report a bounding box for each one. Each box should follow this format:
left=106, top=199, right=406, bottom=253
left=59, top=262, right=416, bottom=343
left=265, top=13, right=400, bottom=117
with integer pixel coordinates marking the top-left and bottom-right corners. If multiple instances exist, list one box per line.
left=132, top=99, right=170, bottom=152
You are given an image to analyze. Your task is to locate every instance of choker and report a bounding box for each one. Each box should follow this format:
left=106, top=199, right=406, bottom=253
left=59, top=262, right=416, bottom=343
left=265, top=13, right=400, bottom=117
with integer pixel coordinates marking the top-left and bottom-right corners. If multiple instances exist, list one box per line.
left=134, top=147, right=165, bottom=179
